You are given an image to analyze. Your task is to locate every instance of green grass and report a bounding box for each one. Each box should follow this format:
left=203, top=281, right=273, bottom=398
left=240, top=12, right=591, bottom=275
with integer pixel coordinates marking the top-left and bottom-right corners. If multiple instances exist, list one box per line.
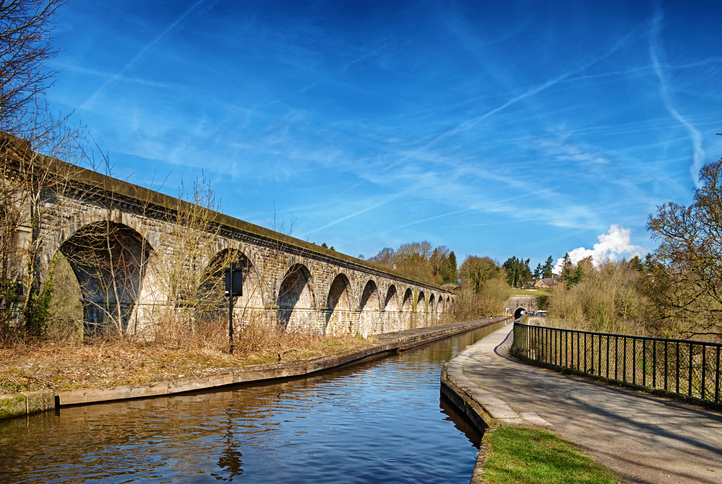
left=482, top=427, right=620, bottom=484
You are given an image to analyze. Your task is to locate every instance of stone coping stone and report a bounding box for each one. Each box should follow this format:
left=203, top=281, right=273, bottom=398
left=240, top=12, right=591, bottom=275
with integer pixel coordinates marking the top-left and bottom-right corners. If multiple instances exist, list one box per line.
left=0, top=390, right=56, bottom=420
left=53, top=318, right=509, bottom=407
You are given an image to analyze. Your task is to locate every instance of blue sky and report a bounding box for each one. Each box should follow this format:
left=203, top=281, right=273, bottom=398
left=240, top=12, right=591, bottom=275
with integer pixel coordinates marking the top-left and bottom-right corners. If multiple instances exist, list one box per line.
left=45, top=0, right=722, bottom=270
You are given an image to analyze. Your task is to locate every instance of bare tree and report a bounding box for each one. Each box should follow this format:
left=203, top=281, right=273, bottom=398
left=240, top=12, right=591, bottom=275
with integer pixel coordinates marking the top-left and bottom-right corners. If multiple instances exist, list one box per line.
left=1, top=124, right=85, bottom=341
left=647, top=157, right=722, bottom=339
left=1, top=0, right=66, bottom=137
left=0, top=1, right=93, bottom=342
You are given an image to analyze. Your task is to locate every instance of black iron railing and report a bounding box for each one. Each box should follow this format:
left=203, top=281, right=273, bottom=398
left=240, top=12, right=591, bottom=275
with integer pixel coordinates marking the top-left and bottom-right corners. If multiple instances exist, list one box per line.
left=512, top=322, right=722, bottom=405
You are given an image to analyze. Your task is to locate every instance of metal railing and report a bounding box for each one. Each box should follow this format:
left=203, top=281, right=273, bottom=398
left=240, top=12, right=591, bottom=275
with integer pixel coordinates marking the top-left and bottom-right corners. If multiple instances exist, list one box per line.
left=512, top=322, right=722, bottom=405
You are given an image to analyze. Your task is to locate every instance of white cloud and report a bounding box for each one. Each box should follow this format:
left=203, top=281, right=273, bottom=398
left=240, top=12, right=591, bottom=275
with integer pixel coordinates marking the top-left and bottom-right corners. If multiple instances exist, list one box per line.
left=553, top=225, right=643, bottom=274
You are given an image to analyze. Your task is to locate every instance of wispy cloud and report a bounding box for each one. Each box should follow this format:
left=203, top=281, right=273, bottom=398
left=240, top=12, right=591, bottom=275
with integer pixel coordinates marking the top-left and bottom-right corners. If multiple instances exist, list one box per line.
left=52, top=1, right=722, bottom=266
left=649, top=6, right=705, bottom=187
left=305, top=191, right=408, bottom=235
left=80, top=0, right=214, bottom=110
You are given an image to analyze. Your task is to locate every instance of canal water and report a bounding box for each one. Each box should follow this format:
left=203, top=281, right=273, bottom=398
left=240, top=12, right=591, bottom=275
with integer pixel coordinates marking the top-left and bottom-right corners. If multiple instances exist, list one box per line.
left=0, top=322, right=505, bottom=483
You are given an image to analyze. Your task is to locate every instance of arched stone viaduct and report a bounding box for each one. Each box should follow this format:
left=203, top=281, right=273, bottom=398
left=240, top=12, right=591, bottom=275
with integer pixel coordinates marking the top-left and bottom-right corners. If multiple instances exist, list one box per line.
left=4, top=138, right=453, bottom=338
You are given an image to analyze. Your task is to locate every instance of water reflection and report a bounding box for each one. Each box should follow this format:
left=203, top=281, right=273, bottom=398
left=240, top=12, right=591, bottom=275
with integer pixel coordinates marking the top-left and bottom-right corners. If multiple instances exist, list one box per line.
left=0, top=322, right=504, bottom=483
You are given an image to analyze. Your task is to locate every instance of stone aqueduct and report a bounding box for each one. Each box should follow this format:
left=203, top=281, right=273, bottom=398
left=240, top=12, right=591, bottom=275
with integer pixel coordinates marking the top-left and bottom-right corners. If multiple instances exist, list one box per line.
left=5, top=138, right=453, bottom=337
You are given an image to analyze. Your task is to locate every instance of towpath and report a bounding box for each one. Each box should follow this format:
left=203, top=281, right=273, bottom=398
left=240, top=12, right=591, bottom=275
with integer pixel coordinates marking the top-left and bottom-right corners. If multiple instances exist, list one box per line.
left=447, top=325, right=722, bottom=484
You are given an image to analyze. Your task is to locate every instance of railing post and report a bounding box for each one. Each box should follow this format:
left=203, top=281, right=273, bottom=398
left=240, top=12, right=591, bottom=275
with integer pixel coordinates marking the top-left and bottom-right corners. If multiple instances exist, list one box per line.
left=577, top=332, right=580, bottom=370
left=622, top=336, right=627, bottom=383
left=643, top=338, right=647, bottom=387
left=674, top=341, right=679, bottom=393
left=614, top=336, right=618, bottom=380
left=632, top=337, right=636, bottom=386
left=664, top=340, right=668, bottom=392
left=652, top=339, right=657, bottom=390
left=714, top=346, right=720, bottom=403
left=688, top=342, right=694, bottom=397
left=607, top=335, right=609, bottom=378
left=702, top=345, right=706, bottom=401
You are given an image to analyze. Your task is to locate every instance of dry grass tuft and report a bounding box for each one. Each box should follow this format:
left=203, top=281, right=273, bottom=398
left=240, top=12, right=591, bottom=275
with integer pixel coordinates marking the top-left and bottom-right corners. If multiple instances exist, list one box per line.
left=0, top=316, right=373, bottom=394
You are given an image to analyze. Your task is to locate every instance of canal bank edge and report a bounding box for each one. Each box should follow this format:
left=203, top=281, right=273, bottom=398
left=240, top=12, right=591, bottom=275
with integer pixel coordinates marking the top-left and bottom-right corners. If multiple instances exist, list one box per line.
left=0, top=317, right=510, bottom=419
left=440, top=323, right=550, bottom=484
left=0, top=390, right=56, bottom=419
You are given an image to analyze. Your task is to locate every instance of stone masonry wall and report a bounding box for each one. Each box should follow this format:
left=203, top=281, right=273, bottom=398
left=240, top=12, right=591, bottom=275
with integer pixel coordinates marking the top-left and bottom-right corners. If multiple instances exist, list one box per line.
left=8, top=154, right=454, bottom=337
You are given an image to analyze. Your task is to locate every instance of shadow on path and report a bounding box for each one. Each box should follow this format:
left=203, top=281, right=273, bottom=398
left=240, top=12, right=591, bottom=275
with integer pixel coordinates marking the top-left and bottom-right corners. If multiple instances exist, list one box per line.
left=462, top=326, right=722, bottom=484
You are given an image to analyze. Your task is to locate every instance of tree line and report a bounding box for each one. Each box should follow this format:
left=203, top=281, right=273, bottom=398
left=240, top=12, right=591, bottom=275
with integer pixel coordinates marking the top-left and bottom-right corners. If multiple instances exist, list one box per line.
left=3, top=1, right=720, bottom=344
left=547, top=156, right=722, bottom=341
left=365, top=242, right=458, bottom=285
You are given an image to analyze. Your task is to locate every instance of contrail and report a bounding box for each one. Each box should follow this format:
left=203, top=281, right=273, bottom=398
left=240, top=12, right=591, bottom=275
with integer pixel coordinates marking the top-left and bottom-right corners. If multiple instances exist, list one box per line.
left=649, top=6, right=705, bottom=188
left=382, top=20, right=644, bottom=172
left=306, top=191, right=407, bottom=235
left=81, top=0, right=212, bottom=110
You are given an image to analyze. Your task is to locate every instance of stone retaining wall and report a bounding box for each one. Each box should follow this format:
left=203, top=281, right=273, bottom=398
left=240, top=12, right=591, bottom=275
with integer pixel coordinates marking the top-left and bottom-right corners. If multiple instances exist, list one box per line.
left=0, top=390, right=55, bottom=420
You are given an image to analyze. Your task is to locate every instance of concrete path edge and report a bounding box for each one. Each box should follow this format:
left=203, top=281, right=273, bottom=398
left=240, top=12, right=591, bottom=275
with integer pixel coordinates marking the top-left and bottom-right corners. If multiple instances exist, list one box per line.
left=441, top=325, right=550, bottom=484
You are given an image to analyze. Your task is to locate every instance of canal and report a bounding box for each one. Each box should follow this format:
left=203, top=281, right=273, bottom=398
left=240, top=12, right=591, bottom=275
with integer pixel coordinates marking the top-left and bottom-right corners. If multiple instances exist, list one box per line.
left=0, top=322, right=505, bottom=483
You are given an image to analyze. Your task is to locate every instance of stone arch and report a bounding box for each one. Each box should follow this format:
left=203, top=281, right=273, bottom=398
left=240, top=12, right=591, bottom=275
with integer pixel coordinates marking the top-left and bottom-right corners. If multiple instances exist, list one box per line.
left=325, top=273, right=352, bottom=335
left=359, top=280, right=380, bottom=336
left=401, top=288, right=414, bottom=330
left=417, top=291, right=426, bottom=313
left=198, top=248, right=265, bottom=324
left=277, top=263, right=316, bottom=331
left=382, top=284, right=400, bottom=332
left=514, top=307, right=527, bottom=319
left=401, top=288, right=413, bottom=311
left=384, top=285, right=399, bottom=311
left=42, top=210, right=148, bottom=282
left=429, top=294, right=436, bottom=325
left=416, top=290, right=427, bottom=328
left=57, top=221, right=153, bottom=336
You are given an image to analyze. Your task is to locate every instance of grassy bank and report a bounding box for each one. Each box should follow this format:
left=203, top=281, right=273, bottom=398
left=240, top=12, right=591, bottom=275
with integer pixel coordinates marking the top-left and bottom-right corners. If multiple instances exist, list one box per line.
left=482, top=427, right=620, bottom=484
left=0, top=328, right=373, bottom=394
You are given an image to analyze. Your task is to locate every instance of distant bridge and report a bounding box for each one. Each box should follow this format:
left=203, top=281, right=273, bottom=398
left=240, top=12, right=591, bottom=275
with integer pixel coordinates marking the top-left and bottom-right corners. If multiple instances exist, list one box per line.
left=2, top=136, right=453, bottom=337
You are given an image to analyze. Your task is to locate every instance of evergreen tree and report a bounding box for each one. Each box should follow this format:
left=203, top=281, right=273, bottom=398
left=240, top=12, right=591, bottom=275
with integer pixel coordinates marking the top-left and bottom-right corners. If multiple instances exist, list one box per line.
left=542, top=256, right=554, bottom=278
left=446, top=251, right=458, bottom=282
left=560, top=253, right=585, bottom=288
left=502, top=256, right=532, bottom=288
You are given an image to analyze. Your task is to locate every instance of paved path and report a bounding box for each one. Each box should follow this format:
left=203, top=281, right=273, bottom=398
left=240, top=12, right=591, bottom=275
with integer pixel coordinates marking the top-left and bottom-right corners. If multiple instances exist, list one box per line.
left=458, top=325, right=722, bottom=484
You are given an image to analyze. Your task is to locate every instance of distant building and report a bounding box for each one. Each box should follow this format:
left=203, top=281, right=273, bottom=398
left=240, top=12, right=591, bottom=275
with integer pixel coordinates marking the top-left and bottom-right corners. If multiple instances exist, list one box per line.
left=533, top=278, right=558, bottom=289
